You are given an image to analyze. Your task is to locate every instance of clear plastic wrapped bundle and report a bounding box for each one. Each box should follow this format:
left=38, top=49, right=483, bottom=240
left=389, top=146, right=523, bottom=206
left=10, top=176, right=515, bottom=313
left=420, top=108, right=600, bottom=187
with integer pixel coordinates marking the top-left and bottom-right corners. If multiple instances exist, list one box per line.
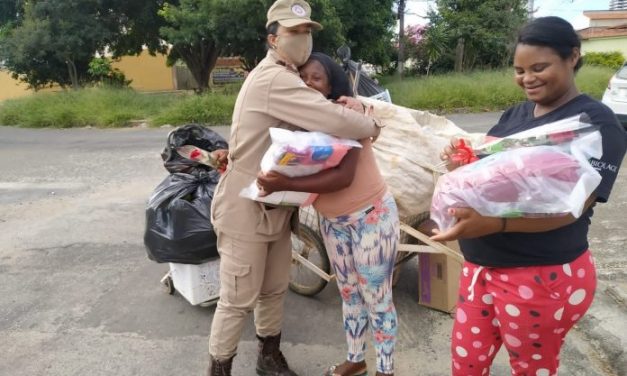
left=240, top=127, right=361, bottom=206
left=431, top=115, right=603, bottom=231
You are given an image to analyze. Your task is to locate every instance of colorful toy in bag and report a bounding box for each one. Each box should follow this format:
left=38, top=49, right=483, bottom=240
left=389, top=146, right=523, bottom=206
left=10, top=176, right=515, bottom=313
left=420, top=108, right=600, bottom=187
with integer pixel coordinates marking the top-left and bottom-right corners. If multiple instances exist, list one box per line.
left=240, top=127, right=362, bottom=206
left=431, top=114, right=603, bottom=231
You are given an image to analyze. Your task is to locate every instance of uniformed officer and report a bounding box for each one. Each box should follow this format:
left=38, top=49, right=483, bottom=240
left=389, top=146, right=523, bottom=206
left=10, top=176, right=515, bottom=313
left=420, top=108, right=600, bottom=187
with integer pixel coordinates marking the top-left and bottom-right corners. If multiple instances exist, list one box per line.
left=207, top=1, right=382, bottom=375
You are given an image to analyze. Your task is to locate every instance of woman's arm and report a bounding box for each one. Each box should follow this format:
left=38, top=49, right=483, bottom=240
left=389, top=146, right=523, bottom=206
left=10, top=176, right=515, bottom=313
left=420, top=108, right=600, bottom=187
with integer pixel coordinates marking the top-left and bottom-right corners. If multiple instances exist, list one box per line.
left=257, top=148, right=361, bottom=195
left=430, top=195, right=597, bottom=241
left=267, top=71, right=380, bottom=140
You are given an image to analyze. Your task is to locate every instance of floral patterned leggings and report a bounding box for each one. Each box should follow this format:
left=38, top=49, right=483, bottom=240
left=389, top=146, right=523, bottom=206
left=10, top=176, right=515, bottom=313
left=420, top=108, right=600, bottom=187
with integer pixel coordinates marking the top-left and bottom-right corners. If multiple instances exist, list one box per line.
left=320, top=192, right=400, bottom=374
left=452, top=250, right=597, bottom=376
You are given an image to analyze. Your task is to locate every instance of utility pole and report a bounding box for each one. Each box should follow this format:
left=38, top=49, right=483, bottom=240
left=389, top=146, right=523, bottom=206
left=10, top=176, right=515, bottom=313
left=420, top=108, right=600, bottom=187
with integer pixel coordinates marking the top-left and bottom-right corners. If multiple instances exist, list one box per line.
left=528, top=0, right=534, bottom=18
left=397, top=0, right=406, bottom=77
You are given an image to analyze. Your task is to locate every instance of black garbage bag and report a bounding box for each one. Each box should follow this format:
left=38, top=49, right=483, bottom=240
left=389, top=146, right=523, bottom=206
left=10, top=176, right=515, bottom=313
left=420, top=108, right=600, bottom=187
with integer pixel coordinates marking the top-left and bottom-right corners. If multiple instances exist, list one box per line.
left=144, top=172, right=220, bottom=264
left=161, top=124, right=228, bottom=175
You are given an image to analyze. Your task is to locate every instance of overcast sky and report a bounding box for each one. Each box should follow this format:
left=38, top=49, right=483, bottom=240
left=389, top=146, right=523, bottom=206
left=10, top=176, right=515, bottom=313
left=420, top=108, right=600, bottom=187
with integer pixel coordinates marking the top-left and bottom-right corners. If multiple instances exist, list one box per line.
left=405, top=0, right=606, bottom=30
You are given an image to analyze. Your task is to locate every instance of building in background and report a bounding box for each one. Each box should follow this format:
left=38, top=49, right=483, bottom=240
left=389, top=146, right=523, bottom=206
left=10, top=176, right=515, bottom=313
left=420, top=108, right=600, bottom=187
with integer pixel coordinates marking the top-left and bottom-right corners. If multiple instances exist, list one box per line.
left=579, top=10, right=627, bottom=58
left=610, top=0, right=627, bottom=11
left=1, top=51, right=245, bottom=101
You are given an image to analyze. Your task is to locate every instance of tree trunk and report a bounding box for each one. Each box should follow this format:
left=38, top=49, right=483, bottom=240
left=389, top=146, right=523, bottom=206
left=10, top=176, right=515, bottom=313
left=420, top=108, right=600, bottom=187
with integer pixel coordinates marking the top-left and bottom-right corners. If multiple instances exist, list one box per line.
left=241, top=57, right=258, bottom=72
left=177, top=40, right=221, bottom=93
left=397, top=0, right=406, bottom=77
left=454, top=37, right=464, bottom=73
left=66, top=59, right=79, bottom=89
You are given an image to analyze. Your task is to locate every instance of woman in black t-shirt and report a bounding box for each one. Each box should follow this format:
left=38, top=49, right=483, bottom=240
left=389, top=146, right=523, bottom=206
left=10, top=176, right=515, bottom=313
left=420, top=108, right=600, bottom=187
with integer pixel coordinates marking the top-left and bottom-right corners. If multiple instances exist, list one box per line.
left=433, top=17, right=626, bottom=376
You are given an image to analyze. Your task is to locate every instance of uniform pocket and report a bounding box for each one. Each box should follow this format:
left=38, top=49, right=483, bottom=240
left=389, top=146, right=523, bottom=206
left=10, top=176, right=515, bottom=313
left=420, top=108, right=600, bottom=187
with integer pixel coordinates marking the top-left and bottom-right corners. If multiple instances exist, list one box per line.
left=220, top=258, right=251, bottom=303
left=210, top=171, right=229, bottom=224
left=255, top=204, right=291, bottom=237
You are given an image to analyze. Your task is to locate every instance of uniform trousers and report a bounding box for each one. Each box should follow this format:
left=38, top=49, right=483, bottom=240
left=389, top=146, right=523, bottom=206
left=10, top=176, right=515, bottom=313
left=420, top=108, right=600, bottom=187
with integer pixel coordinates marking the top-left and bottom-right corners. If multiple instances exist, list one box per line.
left=209, top=228, right=292, bottom=360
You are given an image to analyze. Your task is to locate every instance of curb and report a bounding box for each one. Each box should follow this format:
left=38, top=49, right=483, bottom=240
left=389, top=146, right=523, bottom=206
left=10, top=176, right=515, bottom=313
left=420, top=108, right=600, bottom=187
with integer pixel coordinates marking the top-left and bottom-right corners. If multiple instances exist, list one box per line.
left=575, top=279, right=627, bottom=376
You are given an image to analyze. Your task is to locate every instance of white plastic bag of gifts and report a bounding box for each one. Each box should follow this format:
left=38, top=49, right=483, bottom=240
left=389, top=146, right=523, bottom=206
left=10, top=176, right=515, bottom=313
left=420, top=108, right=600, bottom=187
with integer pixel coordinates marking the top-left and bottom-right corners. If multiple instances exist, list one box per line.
left=239, top=127, right=361, bottom=206
left=431, top=115, right=603, bottom=231
left=358, top=96, right=485, bottom=218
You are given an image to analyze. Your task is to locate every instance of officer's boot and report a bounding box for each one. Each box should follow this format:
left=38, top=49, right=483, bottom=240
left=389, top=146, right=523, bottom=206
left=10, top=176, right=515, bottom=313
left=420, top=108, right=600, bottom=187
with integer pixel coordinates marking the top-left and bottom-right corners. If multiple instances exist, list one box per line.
left=207, top=354, right=234, bottom=376
left=256, top=333, right=298, bottom=376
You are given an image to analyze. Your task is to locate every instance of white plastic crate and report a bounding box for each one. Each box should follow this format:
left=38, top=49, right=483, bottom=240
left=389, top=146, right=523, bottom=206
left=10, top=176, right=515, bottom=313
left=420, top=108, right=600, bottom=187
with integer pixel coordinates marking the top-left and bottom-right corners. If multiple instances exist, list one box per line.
left=168, top=259, right=220, bottom=305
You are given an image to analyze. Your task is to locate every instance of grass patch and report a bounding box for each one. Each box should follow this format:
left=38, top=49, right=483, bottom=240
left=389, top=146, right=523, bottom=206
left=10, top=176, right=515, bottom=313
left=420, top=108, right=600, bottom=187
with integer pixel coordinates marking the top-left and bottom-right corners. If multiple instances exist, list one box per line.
left=0, top=67, right=613, bottom=128
left=380, top=65, right=615, bottom=113
left=0, top=86, right=237, bottom=128
left=0, top=87, right=180, bottom=128
left=152, top=92, right=236, bottom=126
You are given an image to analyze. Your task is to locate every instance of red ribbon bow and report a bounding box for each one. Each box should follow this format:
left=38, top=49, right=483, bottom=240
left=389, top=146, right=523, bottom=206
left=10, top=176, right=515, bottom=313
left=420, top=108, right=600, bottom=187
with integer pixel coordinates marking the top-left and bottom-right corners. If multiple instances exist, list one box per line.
left=189, top=149, right=202, bottom=160
left=451, top=139, right=479, bottom=165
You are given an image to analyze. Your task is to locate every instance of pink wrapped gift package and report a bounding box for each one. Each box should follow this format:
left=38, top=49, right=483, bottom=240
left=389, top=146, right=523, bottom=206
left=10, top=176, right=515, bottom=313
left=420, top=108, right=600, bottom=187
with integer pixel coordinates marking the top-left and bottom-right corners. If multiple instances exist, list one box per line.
left=431, top=123, right=603, bottom=231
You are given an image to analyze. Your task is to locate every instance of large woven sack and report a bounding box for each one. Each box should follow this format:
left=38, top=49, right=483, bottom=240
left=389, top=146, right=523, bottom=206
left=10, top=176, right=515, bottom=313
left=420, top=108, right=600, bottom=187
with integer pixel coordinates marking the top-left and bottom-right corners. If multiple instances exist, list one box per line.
left=360, top=97, right=484, bottom=218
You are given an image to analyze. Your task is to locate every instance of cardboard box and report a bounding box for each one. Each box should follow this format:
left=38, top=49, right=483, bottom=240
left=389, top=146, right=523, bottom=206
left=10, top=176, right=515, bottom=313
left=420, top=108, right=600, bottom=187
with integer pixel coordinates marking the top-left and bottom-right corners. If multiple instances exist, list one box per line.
left=169, top=259, right=220, bottom=305
left=417, top=241, right=462, bottom=313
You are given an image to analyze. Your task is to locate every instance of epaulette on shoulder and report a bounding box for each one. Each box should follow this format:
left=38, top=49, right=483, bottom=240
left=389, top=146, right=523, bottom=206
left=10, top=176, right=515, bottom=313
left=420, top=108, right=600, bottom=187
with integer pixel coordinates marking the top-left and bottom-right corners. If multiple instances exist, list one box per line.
left=276, top=60, right=298, bottom=73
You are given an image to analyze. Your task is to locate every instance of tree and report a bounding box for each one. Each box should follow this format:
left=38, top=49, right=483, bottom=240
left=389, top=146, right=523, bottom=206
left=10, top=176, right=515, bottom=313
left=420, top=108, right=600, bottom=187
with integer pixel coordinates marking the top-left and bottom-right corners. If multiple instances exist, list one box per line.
left=0, top=1, right=112, bottom=89
left=334, top=0, right=396, bottom=66
left=159, top=0, right=224, bottom=93
left=214, top=0, right=394, bottom=72
left=214, top=0, right=344, bottom=72
left=396, top=0, right=406, bottom=75
left=103, top=0, right=169, bottom=58
left=1, top=0, right=397, bottom=91
left=0, top=0, right=22, bottom=27
left=0, top=0, right=167, bottom=89
left=428, top=0, right=528, bottom=72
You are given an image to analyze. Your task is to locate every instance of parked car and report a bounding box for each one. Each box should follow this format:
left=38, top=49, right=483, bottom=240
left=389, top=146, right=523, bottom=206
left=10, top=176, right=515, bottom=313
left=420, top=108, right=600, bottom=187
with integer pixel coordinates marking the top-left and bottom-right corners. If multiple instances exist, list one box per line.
left=602, top=62, right=627, bottom=129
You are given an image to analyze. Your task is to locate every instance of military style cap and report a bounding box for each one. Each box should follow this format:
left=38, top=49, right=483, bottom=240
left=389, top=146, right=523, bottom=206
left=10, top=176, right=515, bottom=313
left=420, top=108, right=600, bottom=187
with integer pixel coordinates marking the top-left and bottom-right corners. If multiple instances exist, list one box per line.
left=266, top=0, right=322, bottom=30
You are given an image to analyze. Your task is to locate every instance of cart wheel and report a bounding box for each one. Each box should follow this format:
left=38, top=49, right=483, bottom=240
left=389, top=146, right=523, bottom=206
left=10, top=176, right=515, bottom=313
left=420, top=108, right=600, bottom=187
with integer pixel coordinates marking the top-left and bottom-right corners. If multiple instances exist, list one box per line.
left=393, top=211, right=432, bottom=287
left=289, top=224, right=330, bottom=296
left=162, top=275, right=175, bottom=295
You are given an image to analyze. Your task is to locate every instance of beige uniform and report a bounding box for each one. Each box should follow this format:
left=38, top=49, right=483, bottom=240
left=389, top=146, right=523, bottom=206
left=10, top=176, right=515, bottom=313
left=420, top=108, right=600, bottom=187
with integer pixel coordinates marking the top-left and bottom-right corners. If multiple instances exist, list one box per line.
left=209, top=49, right=379, bottom=359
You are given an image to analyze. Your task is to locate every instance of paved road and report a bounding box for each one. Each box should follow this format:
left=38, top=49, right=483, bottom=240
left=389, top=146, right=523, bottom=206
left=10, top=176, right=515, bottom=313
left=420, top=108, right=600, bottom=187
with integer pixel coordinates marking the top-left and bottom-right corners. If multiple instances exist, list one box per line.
left=0, top=116, right=624, bottom=376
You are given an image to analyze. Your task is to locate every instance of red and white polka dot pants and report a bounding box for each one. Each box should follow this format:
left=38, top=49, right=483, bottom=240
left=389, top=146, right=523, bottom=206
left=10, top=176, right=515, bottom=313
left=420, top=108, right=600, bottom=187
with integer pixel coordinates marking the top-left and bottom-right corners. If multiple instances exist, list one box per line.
left=451, top=250, right=596, bottom=376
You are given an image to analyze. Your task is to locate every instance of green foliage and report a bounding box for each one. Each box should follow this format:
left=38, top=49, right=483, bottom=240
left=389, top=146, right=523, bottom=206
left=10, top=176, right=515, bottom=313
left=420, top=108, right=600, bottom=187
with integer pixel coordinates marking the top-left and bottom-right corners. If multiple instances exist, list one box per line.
left=0, top=0, right=21, bottom=26
left=156, top=0, right=358, bottom=90
left=0, top=1, right=112, bottom=89
left=1, top=66, right=614, bottom=128
left=333, top=0, right=396, bottom=65
left=381, top=69, right=524, bottom=112
left=159, top=0, right=223, bottom=92
left=575, top=65, right=620, bottom=99
left=0, top=0, right=166, bottom=90
left=0, top=88, right=179, bottom=128
left=583, top=51, right=626, bottom=70
left=152, top=92, right=236, bottom=126
left=207, top=0, right=395, bottom=70
left=103, top=1, right=169, bottom=58
left=379, top=65, right=614, bottom=112
left=209, top=0, right=268, bottom=71
left=309, top=0, right=345, bottom=59
left=213, top=0, right=345, bottom=71
left=425, top=0, right=528, bottom=73
left=1, top=0, right=395, bottom=92
left=87, top=58, right=132, bottom=87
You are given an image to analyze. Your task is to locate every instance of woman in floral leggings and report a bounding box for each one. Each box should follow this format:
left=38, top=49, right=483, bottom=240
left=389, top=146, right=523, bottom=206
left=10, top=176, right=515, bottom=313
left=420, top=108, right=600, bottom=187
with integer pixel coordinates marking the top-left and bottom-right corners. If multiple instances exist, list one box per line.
left=257, top=52, right=399, bottom=376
